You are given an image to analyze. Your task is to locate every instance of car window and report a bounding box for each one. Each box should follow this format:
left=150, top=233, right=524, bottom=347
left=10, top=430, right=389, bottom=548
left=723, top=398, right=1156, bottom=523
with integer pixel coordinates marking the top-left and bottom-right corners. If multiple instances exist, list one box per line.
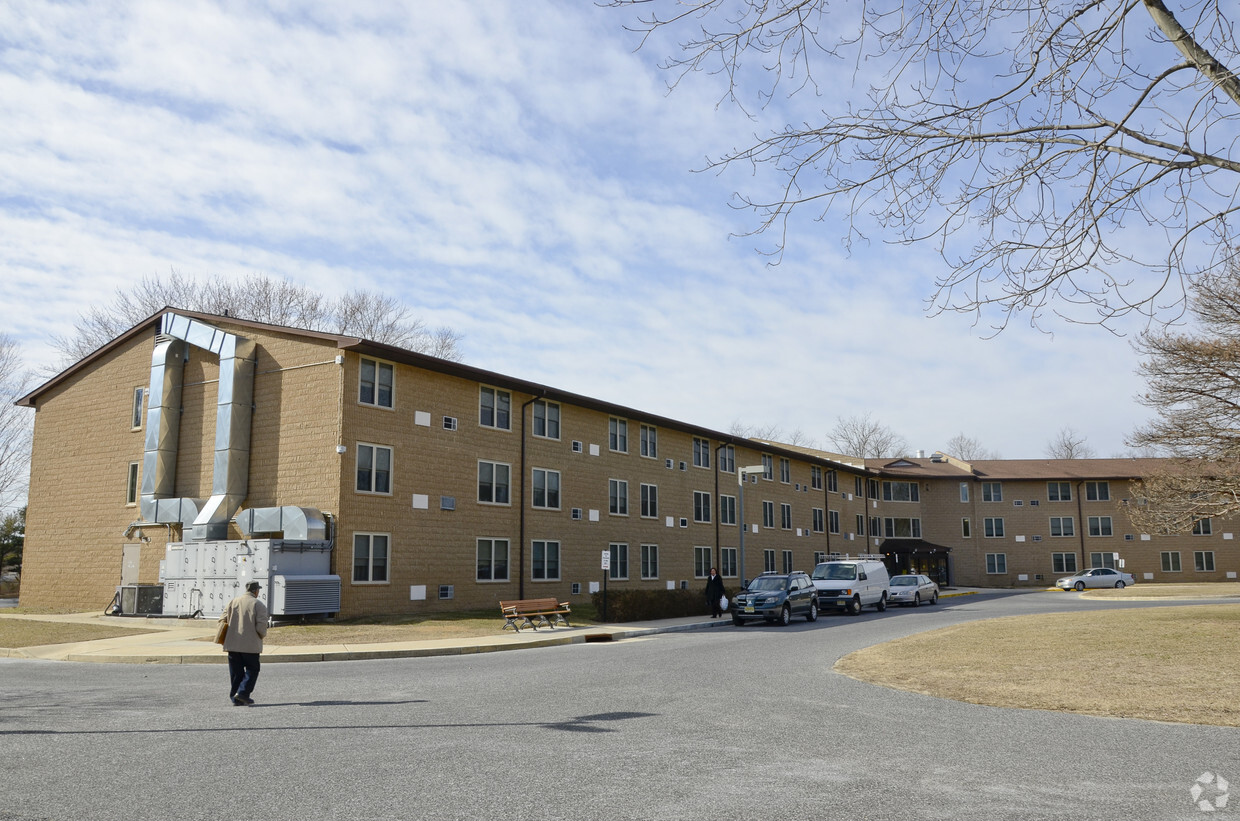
left=891, top=577, right=915, bottom=586
left=813, top=564, right=858, bottom=581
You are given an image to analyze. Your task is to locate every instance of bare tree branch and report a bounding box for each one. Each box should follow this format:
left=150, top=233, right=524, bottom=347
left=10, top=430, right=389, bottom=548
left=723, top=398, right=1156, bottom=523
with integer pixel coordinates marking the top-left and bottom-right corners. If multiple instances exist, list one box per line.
left=825, top=412, right=908, bottom=457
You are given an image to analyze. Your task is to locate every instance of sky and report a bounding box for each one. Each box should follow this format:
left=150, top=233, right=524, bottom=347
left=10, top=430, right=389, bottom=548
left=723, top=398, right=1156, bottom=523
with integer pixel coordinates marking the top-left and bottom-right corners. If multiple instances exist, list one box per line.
left=0, top=1, right=1174, bottom=464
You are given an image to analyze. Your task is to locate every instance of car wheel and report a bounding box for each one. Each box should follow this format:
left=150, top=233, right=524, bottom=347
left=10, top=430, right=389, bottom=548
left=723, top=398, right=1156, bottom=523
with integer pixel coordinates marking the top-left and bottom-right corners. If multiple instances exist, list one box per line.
left=912, top=592, right=920, bottom=608
left=732, top=614, right=744, bottom=626
left=876, top=593, right=887, bottom=612
left=1115, top=580, right=1126, bottom=589
left=779, top=605, right=792, bottom=626
left=930, top=592, right=938, bottom=605
left=1074, top=581, right=1086, bottom=591
left=806, top=600, right=818, bottom=623
left=848, top=595, right=862, bottom=616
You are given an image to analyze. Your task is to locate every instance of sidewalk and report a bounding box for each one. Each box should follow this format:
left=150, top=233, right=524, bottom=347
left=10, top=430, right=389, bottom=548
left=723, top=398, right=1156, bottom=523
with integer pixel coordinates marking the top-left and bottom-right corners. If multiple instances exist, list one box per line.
left=0, top=589, right=983, bottom=665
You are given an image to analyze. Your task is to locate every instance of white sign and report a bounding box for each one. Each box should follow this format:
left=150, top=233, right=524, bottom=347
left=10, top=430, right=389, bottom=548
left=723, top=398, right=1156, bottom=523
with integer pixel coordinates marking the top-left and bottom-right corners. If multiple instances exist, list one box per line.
left=601, top=550, right=611, bottom=571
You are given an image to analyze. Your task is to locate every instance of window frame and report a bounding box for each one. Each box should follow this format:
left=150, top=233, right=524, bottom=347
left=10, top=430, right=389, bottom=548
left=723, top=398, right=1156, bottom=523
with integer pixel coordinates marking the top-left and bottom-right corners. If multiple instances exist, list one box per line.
left=761, top=500, right=775, bottom=529
left=1085, top=481, right=1111, bottom=501
left=608, top=543, right=629, bottom=580
left=531, top=467, right=561, bottom=510
left=477, top=460, right=512, bottom=505
left=359, top=357, right=395, bottom=409
left=986, top=553, right=1008, bottom=574
left=476, top=537, right=510, bottom=582
left=780, top=502, right=792, bottom=530
left=779, top=457, right=791, bottom=484
left=882, top=481, right=921, bottom=502
left=640, top=424, right=658, bottom=458
left=693, top=490, right=712, bottom=523
left=640, top=483, right=658, bottom=519
left=719, top=445, right=735, bottom=473
left=1047, top=481, right=1072, bottom=502
left=1087, top=516, right=1114, bottom=537
left=1049, top=516, right=1075, bottom=538
left=1052, top=552, right=1077, bottom=574
left=131, top=387, right=145, bottom=430
left=693, top=546, right=712, bottom=578
left=609, top=418, right=629, bottom=453
left=479, top=386, right=511, bottom=431
left=983, top=517, right=1005, bottom=538
left=1195, top=550, right=1216, bottom=572
left=982, top=482, right=1002, bottom=502
left=1161, top=551, right=1182, bottom=573
left=609, top=479, right=629, bottom=516
left=719, top=494, right=737, bottom=526
left=532, top=399, right=561, bottom=440
left=353, top=532, right=390, bottom=584
left=126, top=462, right=139, bottom=506
left=883, top=517, right=922, bottom=538
left=641, top=544, right=659, bottom=579
left=693, top=437, right=711, bottom=469
left=356, top=443, right=393, bottom=495
left=531, top=539, right=561, bottom=581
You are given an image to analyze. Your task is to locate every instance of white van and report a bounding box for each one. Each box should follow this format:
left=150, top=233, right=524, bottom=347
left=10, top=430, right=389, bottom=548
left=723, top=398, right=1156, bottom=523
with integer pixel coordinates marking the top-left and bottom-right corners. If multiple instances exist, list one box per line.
left=810, top=558, right=891, bottom=615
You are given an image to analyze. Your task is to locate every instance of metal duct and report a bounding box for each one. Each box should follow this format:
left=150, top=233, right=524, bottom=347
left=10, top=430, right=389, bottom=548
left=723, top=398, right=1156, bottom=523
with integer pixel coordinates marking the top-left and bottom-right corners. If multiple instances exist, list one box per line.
left=140, top=334, right=202, bottom=527
left=235, top=506, right=328, bottom=541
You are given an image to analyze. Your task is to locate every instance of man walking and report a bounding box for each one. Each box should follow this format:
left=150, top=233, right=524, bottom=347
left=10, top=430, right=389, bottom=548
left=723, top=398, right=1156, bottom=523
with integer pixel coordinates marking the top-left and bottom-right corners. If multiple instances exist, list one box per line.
left=705, top=567, right=725, bottom=619
left=220, top=581, right=268, bottom=706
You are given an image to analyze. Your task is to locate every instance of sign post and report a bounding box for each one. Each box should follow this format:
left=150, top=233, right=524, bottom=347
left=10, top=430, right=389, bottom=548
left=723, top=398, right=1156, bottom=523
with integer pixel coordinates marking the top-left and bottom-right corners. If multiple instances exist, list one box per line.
left=601, top=549, right=611, bottom=621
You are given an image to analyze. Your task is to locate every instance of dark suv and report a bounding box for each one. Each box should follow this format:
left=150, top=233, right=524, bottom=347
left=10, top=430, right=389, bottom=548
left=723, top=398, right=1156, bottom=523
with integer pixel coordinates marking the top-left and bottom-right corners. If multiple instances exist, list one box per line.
left=731, top=571, right=819, bottom=626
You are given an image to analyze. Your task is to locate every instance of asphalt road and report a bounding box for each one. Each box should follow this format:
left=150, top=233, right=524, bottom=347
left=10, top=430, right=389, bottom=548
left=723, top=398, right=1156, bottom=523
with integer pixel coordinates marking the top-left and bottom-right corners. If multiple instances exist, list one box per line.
left=1, top=591, right=1236, bottom=821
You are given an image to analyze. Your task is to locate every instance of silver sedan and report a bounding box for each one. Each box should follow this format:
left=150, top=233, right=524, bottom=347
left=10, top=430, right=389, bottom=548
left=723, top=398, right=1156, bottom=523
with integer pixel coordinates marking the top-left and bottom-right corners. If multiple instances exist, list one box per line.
left=1055, top=567, right=1136, bottom=590
left=888, top=574, right=939, bottom=607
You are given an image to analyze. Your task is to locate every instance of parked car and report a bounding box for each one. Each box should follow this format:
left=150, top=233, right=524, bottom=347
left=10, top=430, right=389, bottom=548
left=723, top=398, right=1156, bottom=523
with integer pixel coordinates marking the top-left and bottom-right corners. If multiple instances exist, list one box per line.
left=1055, top=567, right=1136, bottom=590
left=732, top=571, right=819, bottom=626
left=811, top=558, right=890, bottom=614
left=888, top=574, right=939, bottom=607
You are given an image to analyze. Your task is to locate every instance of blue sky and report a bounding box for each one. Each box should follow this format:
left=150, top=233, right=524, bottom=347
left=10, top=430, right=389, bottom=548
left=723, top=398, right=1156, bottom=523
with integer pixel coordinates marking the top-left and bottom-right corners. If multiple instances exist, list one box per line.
left=0, top=1, right=1163, bottom=459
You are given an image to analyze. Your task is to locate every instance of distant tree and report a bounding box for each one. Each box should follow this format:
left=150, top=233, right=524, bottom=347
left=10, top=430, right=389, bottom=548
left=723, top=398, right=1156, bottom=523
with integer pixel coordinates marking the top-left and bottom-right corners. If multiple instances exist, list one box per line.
left=0, top=336, right=32, bottom=512
left=612, top=0, right=1240, bottom=331
left=1128, top=272, right=1240, bottom=532
left=0, top=507, right=24, bottom=577
left=730, top=422, right=817, bottom=449
left=51, top=272, right=463, bottom=368
left=945, top=433, right=1000, bottom=461
left=1045, top=427, right=1096, bottom=460
left=826, top=413, right=907, bottom=458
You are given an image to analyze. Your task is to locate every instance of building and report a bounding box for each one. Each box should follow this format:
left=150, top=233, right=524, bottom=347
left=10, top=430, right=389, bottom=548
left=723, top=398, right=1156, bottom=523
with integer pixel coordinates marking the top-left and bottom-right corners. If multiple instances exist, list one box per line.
left=16, top=309, right=1238, bottom=617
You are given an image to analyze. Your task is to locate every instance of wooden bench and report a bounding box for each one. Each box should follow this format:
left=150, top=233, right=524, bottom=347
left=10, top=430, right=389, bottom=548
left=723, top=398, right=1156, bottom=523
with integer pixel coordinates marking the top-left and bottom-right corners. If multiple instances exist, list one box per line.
left=499, top=597, right=571, bottom=631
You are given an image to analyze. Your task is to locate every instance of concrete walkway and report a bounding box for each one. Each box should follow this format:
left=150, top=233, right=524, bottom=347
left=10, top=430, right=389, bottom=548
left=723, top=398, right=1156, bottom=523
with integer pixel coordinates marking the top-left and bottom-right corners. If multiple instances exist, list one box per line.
left=0, top=589, right=984, bottom=664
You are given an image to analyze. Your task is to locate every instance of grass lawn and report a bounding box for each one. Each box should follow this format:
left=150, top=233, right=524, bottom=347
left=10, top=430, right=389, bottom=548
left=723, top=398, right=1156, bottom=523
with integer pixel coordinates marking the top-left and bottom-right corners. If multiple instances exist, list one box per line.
left=0, top=620, right=161, bottom=648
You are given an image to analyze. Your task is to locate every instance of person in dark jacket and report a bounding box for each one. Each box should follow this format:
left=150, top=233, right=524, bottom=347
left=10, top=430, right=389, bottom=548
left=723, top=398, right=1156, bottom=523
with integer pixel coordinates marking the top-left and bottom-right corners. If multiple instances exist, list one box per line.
left=705, top=568, right=726, bottom=618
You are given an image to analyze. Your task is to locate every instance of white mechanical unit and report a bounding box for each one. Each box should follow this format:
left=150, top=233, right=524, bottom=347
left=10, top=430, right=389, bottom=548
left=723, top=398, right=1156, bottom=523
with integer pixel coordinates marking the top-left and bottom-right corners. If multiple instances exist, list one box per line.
left=162, top=539, right=340, bottom=618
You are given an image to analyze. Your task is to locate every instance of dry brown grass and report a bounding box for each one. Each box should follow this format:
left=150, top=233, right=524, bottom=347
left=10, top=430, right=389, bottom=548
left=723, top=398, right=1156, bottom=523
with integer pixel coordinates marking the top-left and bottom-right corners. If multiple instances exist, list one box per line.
left=1085, top=582, right=1240, bottom=600
left=263, top=616, right=504, bottom=645
left=837, top=605, right=1240, bottom=726
left=0, top=620, right=160, bottom=648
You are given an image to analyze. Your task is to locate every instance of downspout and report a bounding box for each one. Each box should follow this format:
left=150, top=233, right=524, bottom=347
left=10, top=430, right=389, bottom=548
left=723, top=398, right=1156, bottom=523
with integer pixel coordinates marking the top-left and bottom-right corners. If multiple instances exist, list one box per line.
left=824, top=467, right=833, bottom=556
left=518, top=393, right=543, bottom=599
left=714, top=442, right=724, bottom=570
left=1076, top=480, right=1087, bottom=567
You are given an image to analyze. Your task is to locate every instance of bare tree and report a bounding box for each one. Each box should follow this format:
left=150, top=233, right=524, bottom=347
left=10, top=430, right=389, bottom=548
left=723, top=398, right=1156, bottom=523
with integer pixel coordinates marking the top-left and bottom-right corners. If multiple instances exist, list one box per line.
left=1128, top=271, right=1240, bottom=532
left=945, top=432, right=1000, bottom=461
left=1045, top=427, right=1096, bottom=460
left=51, top=272, right=463, bottom=367
left=729, top=421, right=817, bottom=448
left=826, top=413, right=907, bottom=458
left=0, top=335, right=33, bottom=512
left=612, top=0, right=1240, bottom=331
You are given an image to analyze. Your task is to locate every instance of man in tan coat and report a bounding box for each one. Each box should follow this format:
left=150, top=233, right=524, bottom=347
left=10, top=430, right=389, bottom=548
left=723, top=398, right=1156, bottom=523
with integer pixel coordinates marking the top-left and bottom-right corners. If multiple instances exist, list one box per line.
left=220, top=581, right=268, bottom=706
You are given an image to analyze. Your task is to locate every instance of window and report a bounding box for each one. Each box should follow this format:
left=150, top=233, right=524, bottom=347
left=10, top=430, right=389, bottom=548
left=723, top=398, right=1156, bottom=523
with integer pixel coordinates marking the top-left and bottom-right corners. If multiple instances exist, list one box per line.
left=855, top=477, right=864, bottom=496
left=719, top=494, right=736, bottom=526
left=827, top=470, right=839, bottom=493
left=356, top=444, right=393, bottom=494
left=694, top=491, right=712, bottom=523
left=131, top=387, right=144, bottom=429
left=1090, top=552, right=1117, bottom=569
left=720, top=547, right=737, bottom=577
left=1047, top=482, right=1071, bottom=502
left=983, top=517, right=1005, bottom=538
left=812, top=508, right=825, bottom=533
left=609, top=479, right=628, bottom=515
left=986, top=553, right=1007, bottom=574
left=962, top=517, right=971, bottom=538
left=532, top=400, right=560, bottom=439
left=126, top=462, right=139, bottom=505
left=763, top=549, right=776, bottom=573
left=640, top=424, right=658, bottom=458
left=1161, top=551, right=1182, bottom=572
left=868, top=479, right=880, bottom=499
left=959, top=483, right=969, bottom=503
left=477, top=538, right=509, bottom=581
left=762, top=500, right=775, bottom=528
left=982, top=482, right=1002, bottom=502
left=761, top=454, right=774, bottom=480
left=693, top=437, right=711, bottom=468
left=719, top=445, right=735, bottom=473
left=1088, top=516, right=1113, bottom=537
left=353, top=533, right=389, bottom=583
left=780, top=502, right=792, bottom=530
left=640, top=483, right=658, bottom=518
left=856, top=514, right=865, bottom=536
left=531, top=540, right=560, bottom=580
left=1052, top=552, right=1077, bottom=574
left=779, top=458, right=791, bottom=483
left=882, top=481, right=920, bottom=502
left=1085, top=481, right=1111, bottom=501
left=1195, top=551, right=1216, bottom=572
left=479, top=387, right=511, bottom=430
left=531, top=468, right=560, bottom=509
left=828, top=510, right=841, bottom=534
left=478, top=460, right=511, bottom=504
left=782, top=550, right=793, bottom=574
left=359, top=358, right=394, bottom=408
left=608, top=543, right=629, bottom=580
left=884, top=517, right=922, bottom=538
left=1193, top=518, right=1213, bottom=536
left=641, top=544, right=659, bottom=579
left=811, top=466, right=823, bottom=490
left=694, top=546, right=712, bottom=578
left=1049, top=517, right=1075, bottom=537
left=609, top=418, right=628, bottom=453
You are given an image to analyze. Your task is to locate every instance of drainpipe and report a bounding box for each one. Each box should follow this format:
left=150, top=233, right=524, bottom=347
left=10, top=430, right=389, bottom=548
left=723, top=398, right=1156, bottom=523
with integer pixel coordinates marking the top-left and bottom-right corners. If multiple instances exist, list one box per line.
left=518, top=393, right=543, bottom=600
left=1076, top=480, right=1087, bottom=568
left=714, top=442, right=725, bottom=571
left=824, top=467, right=833, bottom=556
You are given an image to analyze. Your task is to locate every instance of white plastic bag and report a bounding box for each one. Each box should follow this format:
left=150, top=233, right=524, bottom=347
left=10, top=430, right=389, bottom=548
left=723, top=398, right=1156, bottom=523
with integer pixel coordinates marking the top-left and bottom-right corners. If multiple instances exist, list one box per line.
left=720, top=595, right=729, bottom=612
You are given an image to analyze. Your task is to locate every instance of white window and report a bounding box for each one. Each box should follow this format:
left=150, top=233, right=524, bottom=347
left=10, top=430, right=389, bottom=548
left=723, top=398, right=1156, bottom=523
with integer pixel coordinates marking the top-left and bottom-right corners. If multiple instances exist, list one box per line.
left=478, top=460, right=511, bottom=505
left=1085, top=481, right=1110, bottom=501
left=1047, top=482, right=1071, bottom=502
left=694, top=490, right=712, bottom=523
left=884, top=517, right=922, bottom=538
left=1195, top=551, right=1216, bottom=572
left=719, top=494, right=737, bottom=526
left=811, top=466, right=823, bottom=490
left=779, top=458, right=791, bottom=484
left=782, top=550, right=793, bottom=574
left=962, top=517, right=971, bottom=538
left=719, top=445, right=735, bottom=473
left=359, top=358, right=394, bottom=408
left=959, top=483, right=969, bottom=503
left=763, top=549, right=776, bottom=573
left=720, top=547, right=737, bottom=577
left=693, top=437, right=711, bottom=468
left=1049, top=517, right=1075, bottom=537
left=1052, top=552, right=1077, bottom=574
left=812, top=508, right=825, bottom=533
left=982, top=482, right=1002, bottom=502
left=353, top=533, right=389, bottom=583
left=1088, top=516, right=1113, bottom=537
left=640, top=424, right=658, bottom=458
left=531, top=540, right=560, bottom=581
left=479, top=387, right=511, bottom=430
left=1193, top=518, right=1213, bottom=536
left=131, top=387, right=145, bottom=429
left=531, top=468, right=560, bottom=509
left=694, top=546, right=712, bottom=578
left=983, top=517, right=1005, bottom=538
left=827, top=470, right=839, bottom=493
left=608, top=543, right=629, bottom=579
left=986, top=553, right=1007, bottom=574
left=532, top=400, right=560, bottom=440
left=762, top=500, right=775, bottom=528
left=856, top=513, right=865, bottom=536
left=761, top=454, right=773, bottom=480
left=1090, top=552, right=1117, bottom=569
left=477, top=538, right=509, bottom=581
left=356, top=444, right=393, bottom=494
left=609, top=479, right=628, bottom=515
left=609, top=418, right=628, bottom=453
left=828, top=510, right=841, bottom=534
left=1161, top=551, right=1182, bottom=572
left=640, top=483, right=658, bottom=518
left=126, top=462, right=139, bottom=506
left=780, top=502, right=792, bottom=530
left=883, top=481, right=920, bottom=502
left=641, top=544, right=659, bottom=579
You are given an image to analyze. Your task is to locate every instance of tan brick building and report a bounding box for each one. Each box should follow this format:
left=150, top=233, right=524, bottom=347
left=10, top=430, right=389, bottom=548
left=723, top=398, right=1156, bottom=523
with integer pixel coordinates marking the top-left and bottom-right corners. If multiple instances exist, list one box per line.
left=17, top=310, right=1238, bottom=617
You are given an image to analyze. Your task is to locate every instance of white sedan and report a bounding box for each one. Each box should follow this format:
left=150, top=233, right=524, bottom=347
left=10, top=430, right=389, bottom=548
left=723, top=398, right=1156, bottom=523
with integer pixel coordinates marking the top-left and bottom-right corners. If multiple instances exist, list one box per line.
left=888, top=574, right=939, bottom=607
left=1055, top=567, right=1136, bottom=591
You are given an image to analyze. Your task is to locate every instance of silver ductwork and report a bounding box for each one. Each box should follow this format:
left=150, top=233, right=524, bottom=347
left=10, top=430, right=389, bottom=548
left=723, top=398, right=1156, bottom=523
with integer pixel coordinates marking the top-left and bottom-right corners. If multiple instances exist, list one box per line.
left=235, top=506, right=328, bottom=541
left=140, top=334, right=201, bottom=528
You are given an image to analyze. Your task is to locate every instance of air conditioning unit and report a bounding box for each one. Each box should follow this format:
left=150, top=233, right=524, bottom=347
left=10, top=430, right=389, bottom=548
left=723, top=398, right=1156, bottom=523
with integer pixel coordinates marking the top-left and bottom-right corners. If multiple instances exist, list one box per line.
left=439, top=585, right=454, bottom=600
left=270, top=575, right=341, bottom=616
left=440, top=496, right=456, bottom=510
left=117, top=584, right=164, bottom=615
left=442, top=416, right=458, bottom=431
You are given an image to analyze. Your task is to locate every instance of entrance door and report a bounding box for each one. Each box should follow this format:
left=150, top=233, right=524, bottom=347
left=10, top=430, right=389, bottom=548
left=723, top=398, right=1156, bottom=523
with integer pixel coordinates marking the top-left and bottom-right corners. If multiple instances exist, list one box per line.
left=121, top=544, right=142, bottom=586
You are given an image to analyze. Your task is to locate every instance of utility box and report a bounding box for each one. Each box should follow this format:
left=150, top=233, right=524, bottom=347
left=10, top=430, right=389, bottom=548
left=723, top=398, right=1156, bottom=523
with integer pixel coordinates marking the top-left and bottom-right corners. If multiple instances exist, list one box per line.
left=161, top=539, right=338, bottom=618
left=118, top=584, right=164, bottom=615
